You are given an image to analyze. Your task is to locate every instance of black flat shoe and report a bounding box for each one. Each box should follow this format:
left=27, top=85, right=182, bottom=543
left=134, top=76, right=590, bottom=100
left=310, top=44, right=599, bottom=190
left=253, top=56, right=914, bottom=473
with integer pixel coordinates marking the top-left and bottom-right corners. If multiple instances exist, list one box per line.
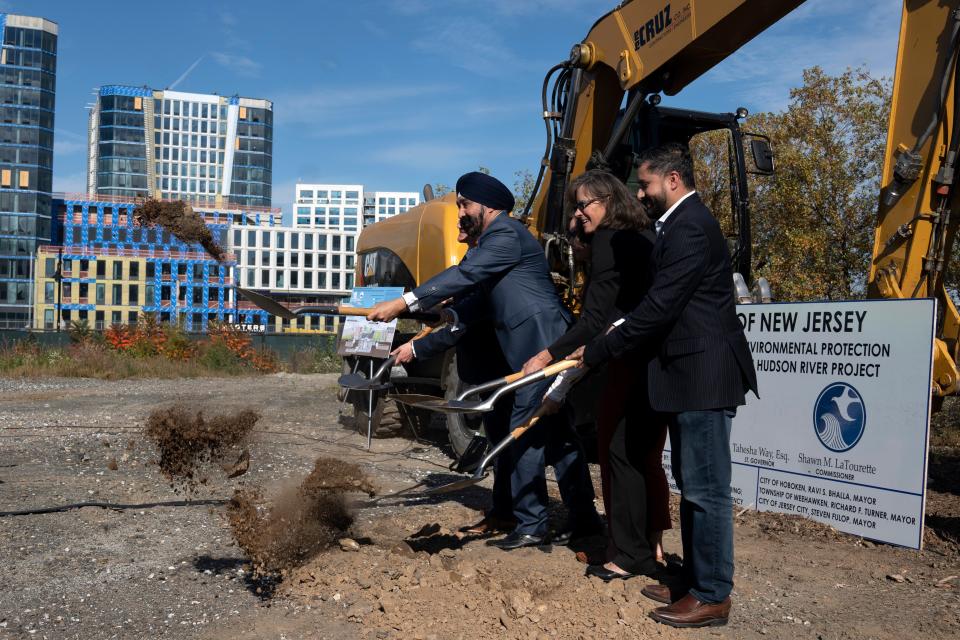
left=585, top=564, right=640, bottom=582
left=485, top=531, right=547, bottom=550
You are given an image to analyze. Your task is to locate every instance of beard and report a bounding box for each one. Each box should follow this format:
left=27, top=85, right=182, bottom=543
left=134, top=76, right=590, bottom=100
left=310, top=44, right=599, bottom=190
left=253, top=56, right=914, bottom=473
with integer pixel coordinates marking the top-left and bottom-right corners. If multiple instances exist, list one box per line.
left=458, top=212, right=482, bottom=239
left=642, top=192, right=668, bottom=218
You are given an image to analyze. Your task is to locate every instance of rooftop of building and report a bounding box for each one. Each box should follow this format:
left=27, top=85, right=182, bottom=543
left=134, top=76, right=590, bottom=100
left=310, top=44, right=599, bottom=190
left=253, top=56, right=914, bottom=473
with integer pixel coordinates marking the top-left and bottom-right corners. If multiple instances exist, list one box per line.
left=3, top=14, right=59, bottom=35
left=97, top=85, right=272, bottom=109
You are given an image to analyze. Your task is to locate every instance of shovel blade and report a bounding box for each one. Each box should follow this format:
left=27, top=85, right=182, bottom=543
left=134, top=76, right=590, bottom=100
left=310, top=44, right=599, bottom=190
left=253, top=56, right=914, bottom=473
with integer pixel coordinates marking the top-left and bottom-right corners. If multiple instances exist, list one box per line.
left=407, top=398, right=492, bottom=414
left=419, top=473, right=489, bottom=495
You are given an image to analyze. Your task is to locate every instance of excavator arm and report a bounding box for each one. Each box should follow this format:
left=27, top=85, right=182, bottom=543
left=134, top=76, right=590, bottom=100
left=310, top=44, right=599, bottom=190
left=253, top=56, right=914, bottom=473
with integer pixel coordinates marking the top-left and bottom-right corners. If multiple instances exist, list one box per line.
left=527, top=0, right=805, bottom=237
left=869, top=1, right=960, bottom=397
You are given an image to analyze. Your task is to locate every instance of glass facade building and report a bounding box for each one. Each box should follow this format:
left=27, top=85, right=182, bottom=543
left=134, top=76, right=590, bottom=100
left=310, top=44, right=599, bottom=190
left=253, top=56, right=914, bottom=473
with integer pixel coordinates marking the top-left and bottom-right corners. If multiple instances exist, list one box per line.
left=0, top=14, right=57, bottom=328
left=88, top=88, right=272, bottom=208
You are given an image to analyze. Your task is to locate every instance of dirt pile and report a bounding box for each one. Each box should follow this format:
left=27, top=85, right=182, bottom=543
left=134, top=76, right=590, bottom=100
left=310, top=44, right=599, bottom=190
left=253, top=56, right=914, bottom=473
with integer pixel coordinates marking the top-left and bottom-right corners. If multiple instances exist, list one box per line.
left=133, top=199, right=226, bottom=262
left=228, top=457, right=376, bottom=577
left=143, top=404, right=258, bottom=490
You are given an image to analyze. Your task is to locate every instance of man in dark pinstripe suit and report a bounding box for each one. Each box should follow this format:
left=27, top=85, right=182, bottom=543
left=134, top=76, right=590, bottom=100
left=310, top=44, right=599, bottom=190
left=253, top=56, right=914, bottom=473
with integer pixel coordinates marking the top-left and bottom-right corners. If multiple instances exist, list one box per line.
left=570, top=143, right=757, bottom=628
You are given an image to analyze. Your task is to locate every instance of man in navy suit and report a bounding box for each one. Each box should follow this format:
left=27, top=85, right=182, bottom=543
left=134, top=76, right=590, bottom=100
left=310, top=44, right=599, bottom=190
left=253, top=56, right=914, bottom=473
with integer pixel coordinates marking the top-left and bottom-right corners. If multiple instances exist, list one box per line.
left=569, top=144, right=757, bottom=628
left=390, top=233, right=515, bottom=537
left=369, top=171, right=600, bottom=550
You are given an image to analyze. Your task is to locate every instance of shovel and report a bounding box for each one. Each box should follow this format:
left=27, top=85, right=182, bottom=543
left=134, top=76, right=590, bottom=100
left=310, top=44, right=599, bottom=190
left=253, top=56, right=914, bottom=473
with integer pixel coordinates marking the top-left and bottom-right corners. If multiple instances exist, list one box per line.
left=407, top=360, right=580, bottom=414
left=409, top=407, right=550, bottom=497
left=237, top=287, right=441, bottom=322
left=337, top=325, right=436, bottom=390
left=390, top=368, right=527, bottom=407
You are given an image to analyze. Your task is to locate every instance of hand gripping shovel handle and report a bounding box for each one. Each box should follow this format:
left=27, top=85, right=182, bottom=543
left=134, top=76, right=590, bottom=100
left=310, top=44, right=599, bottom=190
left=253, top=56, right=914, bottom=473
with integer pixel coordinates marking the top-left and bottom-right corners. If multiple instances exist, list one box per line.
left=454, top=359, right=579, bottom=401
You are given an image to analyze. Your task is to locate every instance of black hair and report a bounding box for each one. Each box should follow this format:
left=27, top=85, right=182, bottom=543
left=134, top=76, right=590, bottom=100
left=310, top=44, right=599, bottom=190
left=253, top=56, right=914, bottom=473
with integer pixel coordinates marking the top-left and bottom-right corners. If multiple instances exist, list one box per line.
left=635, top=142, right=696, bottom=189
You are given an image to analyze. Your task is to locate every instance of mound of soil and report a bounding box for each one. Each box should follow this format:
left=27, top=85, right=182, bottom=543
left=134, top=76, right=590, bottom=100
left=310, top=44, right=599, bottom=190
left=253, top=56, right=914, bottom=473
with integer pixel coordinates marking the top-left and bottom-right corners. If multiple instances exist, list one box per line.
left=133, top=199, right=226, bottom=262
left=228, top=457, right=375, bottom=577
left=144, top=404, right=258, bottom=490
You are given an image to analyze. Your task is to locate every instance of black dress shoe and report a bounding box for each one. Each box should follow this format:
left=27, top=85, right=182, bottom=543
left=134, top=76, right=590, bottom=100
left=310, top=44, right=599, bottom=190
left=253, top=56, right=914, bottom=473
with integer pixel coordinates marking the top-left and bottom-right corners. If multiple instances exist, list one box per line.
left=585, top=564, right=640, bottom=582
left=485, top=531, right=547, bottom=550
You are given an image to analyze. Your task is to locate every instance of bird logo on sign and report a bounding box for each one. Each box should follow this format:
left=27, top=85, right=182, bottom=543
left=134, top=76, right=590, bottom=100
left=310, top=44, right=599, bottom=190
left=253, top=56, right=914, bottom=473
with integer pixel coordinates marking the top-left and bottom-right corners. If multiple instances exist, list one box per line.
left=813, top=382, right=866, bottom=452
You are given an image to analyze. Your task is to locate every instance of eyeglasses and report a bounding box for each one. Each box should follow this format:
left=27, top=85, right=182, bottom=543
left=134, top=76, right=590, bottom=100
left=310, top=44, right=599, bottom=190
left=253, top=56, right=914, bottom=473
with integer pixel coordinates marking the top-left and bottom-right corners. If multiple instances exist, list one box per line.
left=575, top=197, right=604, bottom=212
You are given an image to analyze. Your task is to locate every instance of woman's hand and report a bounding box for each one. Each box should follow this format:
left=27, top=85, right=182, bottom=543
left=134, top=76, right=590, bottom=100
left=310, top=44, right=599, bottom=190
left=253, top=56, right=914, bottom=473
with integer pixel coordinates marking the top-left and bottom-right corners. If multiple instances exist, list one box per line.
left=565, top=345, right=586, bottom=368
left=522, top=349, right=553, bottom=376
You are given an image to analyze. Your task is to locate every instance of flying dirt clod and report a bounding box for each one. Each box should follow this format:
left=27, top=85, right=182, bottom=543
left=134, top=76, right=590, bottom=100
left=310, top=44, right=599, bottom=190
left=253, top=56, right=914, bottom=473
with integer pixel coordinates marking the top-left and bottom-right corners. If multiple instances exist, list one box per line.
left=133, top=199, right=226, bottom=262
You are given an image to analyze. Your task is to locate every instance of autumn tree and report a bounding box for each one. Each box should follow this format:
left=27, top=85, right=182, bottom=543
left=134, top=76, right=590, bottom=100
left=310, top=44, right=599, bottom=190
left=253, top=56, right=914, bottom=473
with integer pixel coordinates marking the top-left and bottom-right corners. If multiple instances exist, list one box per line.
left=690, top=67, right=890, bottom=300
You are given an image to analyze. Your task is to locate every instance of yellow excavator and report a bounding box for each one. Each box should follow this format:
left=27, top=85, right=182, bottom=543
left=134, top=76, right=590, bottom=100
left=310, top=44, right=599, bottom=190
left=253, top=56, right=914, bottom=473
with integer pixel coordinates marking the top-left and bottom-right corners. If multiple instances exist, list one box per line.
left=354, top=0, right=960, bottom=453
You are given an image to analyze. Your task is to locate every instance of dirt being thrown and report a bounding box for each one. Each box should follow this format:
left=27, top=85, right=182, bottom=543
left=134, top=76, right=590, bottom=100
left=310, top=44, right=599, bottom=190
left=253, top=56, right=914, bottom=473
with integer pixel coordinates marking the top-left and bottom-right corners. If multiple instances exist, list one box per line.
left=134, top=199, right=226, bottom=262
left=228, top=457, right=375, bottom=577
left=144, top=404, right=259, bottom=490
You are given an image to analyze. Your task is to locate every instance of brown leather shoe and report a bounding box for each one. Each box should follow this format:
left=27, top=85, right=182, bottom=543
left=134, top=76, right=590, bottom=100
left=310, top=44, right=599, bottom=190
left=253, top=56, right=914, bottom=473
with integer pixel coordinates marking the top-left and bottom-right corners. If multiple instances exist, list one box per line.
left=650, top=593, right=731, bottom=628
left=641, top=583, right=686, bottom=605
left=458, top=515, right=516, bottom=536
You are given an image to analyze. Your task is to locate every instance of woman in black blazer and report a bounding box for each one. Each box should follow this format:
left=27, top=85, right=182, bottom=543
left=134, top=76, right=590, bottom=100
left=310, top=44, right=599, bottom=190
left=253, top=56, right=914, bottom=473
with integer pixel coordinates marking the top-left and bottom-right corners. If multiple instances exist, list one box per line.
left=524, top=169, right=669, bottom=580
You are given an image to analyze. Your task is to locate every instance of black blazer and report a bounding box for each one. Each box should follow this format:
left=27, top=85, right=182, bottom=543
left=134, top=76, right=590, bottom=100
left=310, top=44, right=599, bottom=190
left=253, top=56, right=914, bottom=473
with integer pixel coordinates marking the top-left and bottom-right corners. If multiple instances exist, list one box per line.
left=547, top=227, right=654, bottom=360
left=583, top=193, right=758, bottom=413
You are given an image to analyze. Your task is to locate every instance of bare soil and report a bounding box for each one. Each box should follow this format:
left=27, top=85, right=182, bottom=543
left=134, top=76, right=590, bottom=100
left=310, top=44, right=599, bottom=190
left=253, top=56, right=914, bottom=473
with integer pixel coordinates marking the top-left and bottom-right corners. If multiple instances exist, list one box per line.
left=0, top=374, right=957, bottom=639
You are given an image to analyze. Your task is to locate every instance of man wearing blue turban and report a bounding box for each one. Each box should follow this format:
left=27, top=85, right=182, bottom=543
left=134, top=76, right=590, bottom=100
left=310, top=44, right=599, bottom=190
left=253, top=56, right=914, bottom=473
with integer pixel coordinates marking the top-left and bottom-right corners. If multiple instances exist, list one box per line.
left=369, top=171, right=601, bottom=549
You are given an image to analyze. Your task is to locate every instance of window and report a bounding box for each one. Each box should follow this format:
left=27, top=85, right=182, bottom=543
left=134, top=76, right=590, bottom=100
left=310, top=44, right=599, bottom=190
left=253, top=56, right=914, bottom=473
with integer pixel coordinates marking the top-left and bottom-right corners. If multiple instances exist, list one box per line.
left=291, top=272, right=298, bottom=287
left=96, top=261, right=106, bottom=278
left=305, top=272, right=312, bottom=288
left=43, top=282, right=53, bottom=303
left=146, top=263, right=155, bottom=278
left=333, top=236, right=341, bottom=251
left=145, top=284, right=154, bottom=303
left=112, top=284, right=122, bottom=305
left=305, top=254, right=313, bottom=268
left=277, top=233, right=285, bottom=249
left=261, top=231, right=271, bottom=247
left=346, top=237, right=355, bottom=252
left=130, top=262, right=139, bottom=279
left=291, top=235, right=299, bottom=250
left=276, top=273, right=284, bottom=288
left=248, top=230, right=256, bottom=246
left=44, top=258, right=55, bottom=277
left=128, top=285, right=139, bottom=304
left=304, top=235, right=313, bottom=250
left=112, top=261, right=123, bottom=280
left=111, top=311, right=122, bottom=325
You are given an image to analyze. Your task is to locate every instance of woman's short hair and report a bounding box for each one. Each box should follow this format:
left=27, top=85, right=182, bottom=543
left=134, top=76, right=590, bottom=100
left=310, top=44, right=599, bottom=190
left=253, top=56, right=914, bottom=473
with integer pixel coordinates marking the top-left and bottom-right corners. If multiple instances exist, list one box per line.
left=566, top=169, right=651, bottom=231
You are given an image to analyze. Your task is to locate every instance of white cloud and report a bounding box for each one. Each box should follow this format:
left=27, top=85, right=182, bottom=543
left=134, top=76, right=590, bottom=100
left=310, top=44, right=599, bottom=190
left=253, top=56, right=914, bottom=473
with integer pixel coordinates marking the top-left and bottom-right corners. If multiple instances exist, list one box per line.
left=274, top=84, right=453, bottom=124
left=211, top=52, right=262, bottom=77
left=411, top=19, right=530, bottom=77
left=697, top=0, right=901, bottom=110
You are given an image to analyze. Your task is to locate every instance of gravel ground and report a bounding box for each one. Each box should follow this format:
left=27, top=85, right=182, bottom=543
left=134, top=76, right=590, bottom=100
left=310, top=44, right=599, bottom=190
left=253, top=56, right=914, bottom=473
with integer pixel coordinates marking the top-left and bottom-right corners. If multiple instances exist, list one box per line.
left=0, top=374, right=958, bottom=639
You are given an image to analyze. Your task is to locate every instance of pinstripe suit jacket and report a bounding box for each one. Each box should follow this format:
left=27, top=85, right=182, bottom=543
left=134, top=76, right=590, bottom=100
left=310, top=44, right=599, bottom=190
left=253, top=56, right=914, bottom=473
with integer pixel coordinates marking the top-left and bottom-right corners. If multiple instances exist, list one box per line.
left=583, top=193, right=758, bottom=413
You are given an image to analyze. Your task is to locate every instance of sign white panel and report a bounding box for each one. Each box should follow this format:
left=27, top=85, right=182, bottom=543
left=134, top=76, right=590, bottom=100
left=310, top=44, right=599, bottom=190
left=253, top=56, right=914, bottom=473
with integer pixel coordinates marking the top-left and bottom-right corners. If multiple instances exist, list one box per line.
left=663, top=299, right=934, bottom=549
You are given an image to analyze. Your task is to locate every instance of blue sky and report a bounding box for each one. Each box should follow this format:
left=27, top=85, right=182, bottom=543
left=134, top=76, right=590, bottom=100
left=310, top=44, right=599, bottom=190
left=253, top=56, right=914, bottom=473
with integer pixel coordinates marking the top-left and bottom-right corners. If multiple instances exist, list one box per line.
left=23, top=0, right=901, bottom=220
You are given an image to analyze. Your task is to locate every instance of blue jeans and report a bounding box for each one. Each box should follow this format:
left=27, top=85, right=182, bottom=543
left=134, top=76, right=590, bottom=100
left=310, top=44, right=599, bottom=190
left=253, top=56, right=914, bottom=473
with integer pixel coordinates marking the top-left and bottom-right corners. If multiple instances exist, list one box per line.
left=668, top=408, right=735, bottom=603
left=509, top=379, right=597, bottom=536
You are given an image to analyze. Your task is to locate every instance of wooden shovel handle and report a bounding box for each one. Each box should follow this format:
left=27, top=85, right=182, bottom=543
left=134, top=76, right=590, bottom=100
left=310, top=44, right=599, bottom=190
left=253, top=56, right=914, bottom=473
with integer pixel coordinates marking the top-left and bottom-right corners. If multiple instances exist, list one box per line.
left=509, top=402, right=554, bottom=439
left=540, top=359, right=579, bottom=377
left=411, top=325, right=435, bottom=341
left=503, top=371, right=525, bottom=383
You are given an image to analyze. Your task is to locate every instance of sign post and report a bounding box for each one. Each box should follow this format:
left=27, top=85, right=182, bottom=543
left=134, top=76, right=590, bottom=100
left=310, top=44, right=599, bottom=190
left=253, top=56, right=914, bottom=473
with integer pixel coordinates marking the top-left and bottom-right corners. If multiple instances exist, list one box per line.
left=663, top=299, right=935, bottom=549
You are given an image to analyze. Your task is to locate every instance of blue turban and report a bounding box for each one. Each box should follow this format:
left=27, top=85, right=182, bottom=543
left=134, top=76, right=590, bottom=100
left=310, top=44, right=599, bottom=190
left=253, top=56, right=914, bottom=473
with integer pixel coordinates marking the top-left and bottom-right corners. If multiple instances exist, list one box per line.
left=455, top=172, right=515, bottom=212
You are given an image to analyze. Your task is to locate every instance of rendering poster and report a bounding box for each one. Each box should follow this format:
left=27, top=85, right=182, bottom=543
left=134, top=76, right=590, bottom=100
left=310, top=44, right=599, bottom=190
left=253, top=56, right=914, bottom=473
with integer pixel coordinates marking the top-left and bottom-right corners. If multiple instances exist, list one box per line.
left=336, top=317, right=398, bottom=359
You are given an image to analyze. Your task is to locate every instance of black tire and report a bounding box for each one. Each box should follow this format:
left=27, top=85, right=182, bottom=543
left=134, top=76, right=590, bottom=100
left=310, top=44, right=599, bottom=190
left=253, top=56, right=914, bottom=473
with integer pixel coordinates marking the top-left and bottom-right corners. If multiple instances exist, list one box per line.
left=443, top=353, right=485, bottom=459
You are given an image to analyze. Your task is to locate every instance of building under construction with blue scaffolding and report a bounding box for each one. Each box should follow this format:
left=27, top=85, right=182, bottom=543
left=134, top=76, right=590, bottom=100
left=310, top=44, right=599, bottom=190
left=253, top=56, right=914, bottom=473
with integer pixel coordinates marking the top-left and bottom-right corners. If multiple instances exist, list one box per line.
left=32, top=193, right=281, bottom=332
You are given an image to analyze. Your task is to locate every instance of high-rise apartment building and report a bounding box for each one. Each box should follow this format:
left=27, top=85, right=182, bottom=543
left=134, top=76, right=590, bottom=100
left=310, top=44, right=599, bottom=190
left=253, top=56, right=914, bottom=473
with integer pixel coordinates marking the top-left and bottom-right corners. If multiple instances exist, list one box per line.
left=0, top=13, right=57, bottom=328
left=362, top=191, right=419, bottom=226
left=88, top=87, right=272, bottom=208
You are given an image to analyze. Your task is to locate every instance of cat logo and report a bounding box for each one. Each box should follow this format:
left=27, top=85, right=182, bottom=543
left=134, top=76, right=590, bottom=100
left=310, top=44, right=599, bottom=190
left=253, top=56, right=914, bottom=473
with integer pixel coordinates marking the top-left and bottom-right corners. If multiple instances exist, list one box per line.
left=634, top=3, right=672, bottom=50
